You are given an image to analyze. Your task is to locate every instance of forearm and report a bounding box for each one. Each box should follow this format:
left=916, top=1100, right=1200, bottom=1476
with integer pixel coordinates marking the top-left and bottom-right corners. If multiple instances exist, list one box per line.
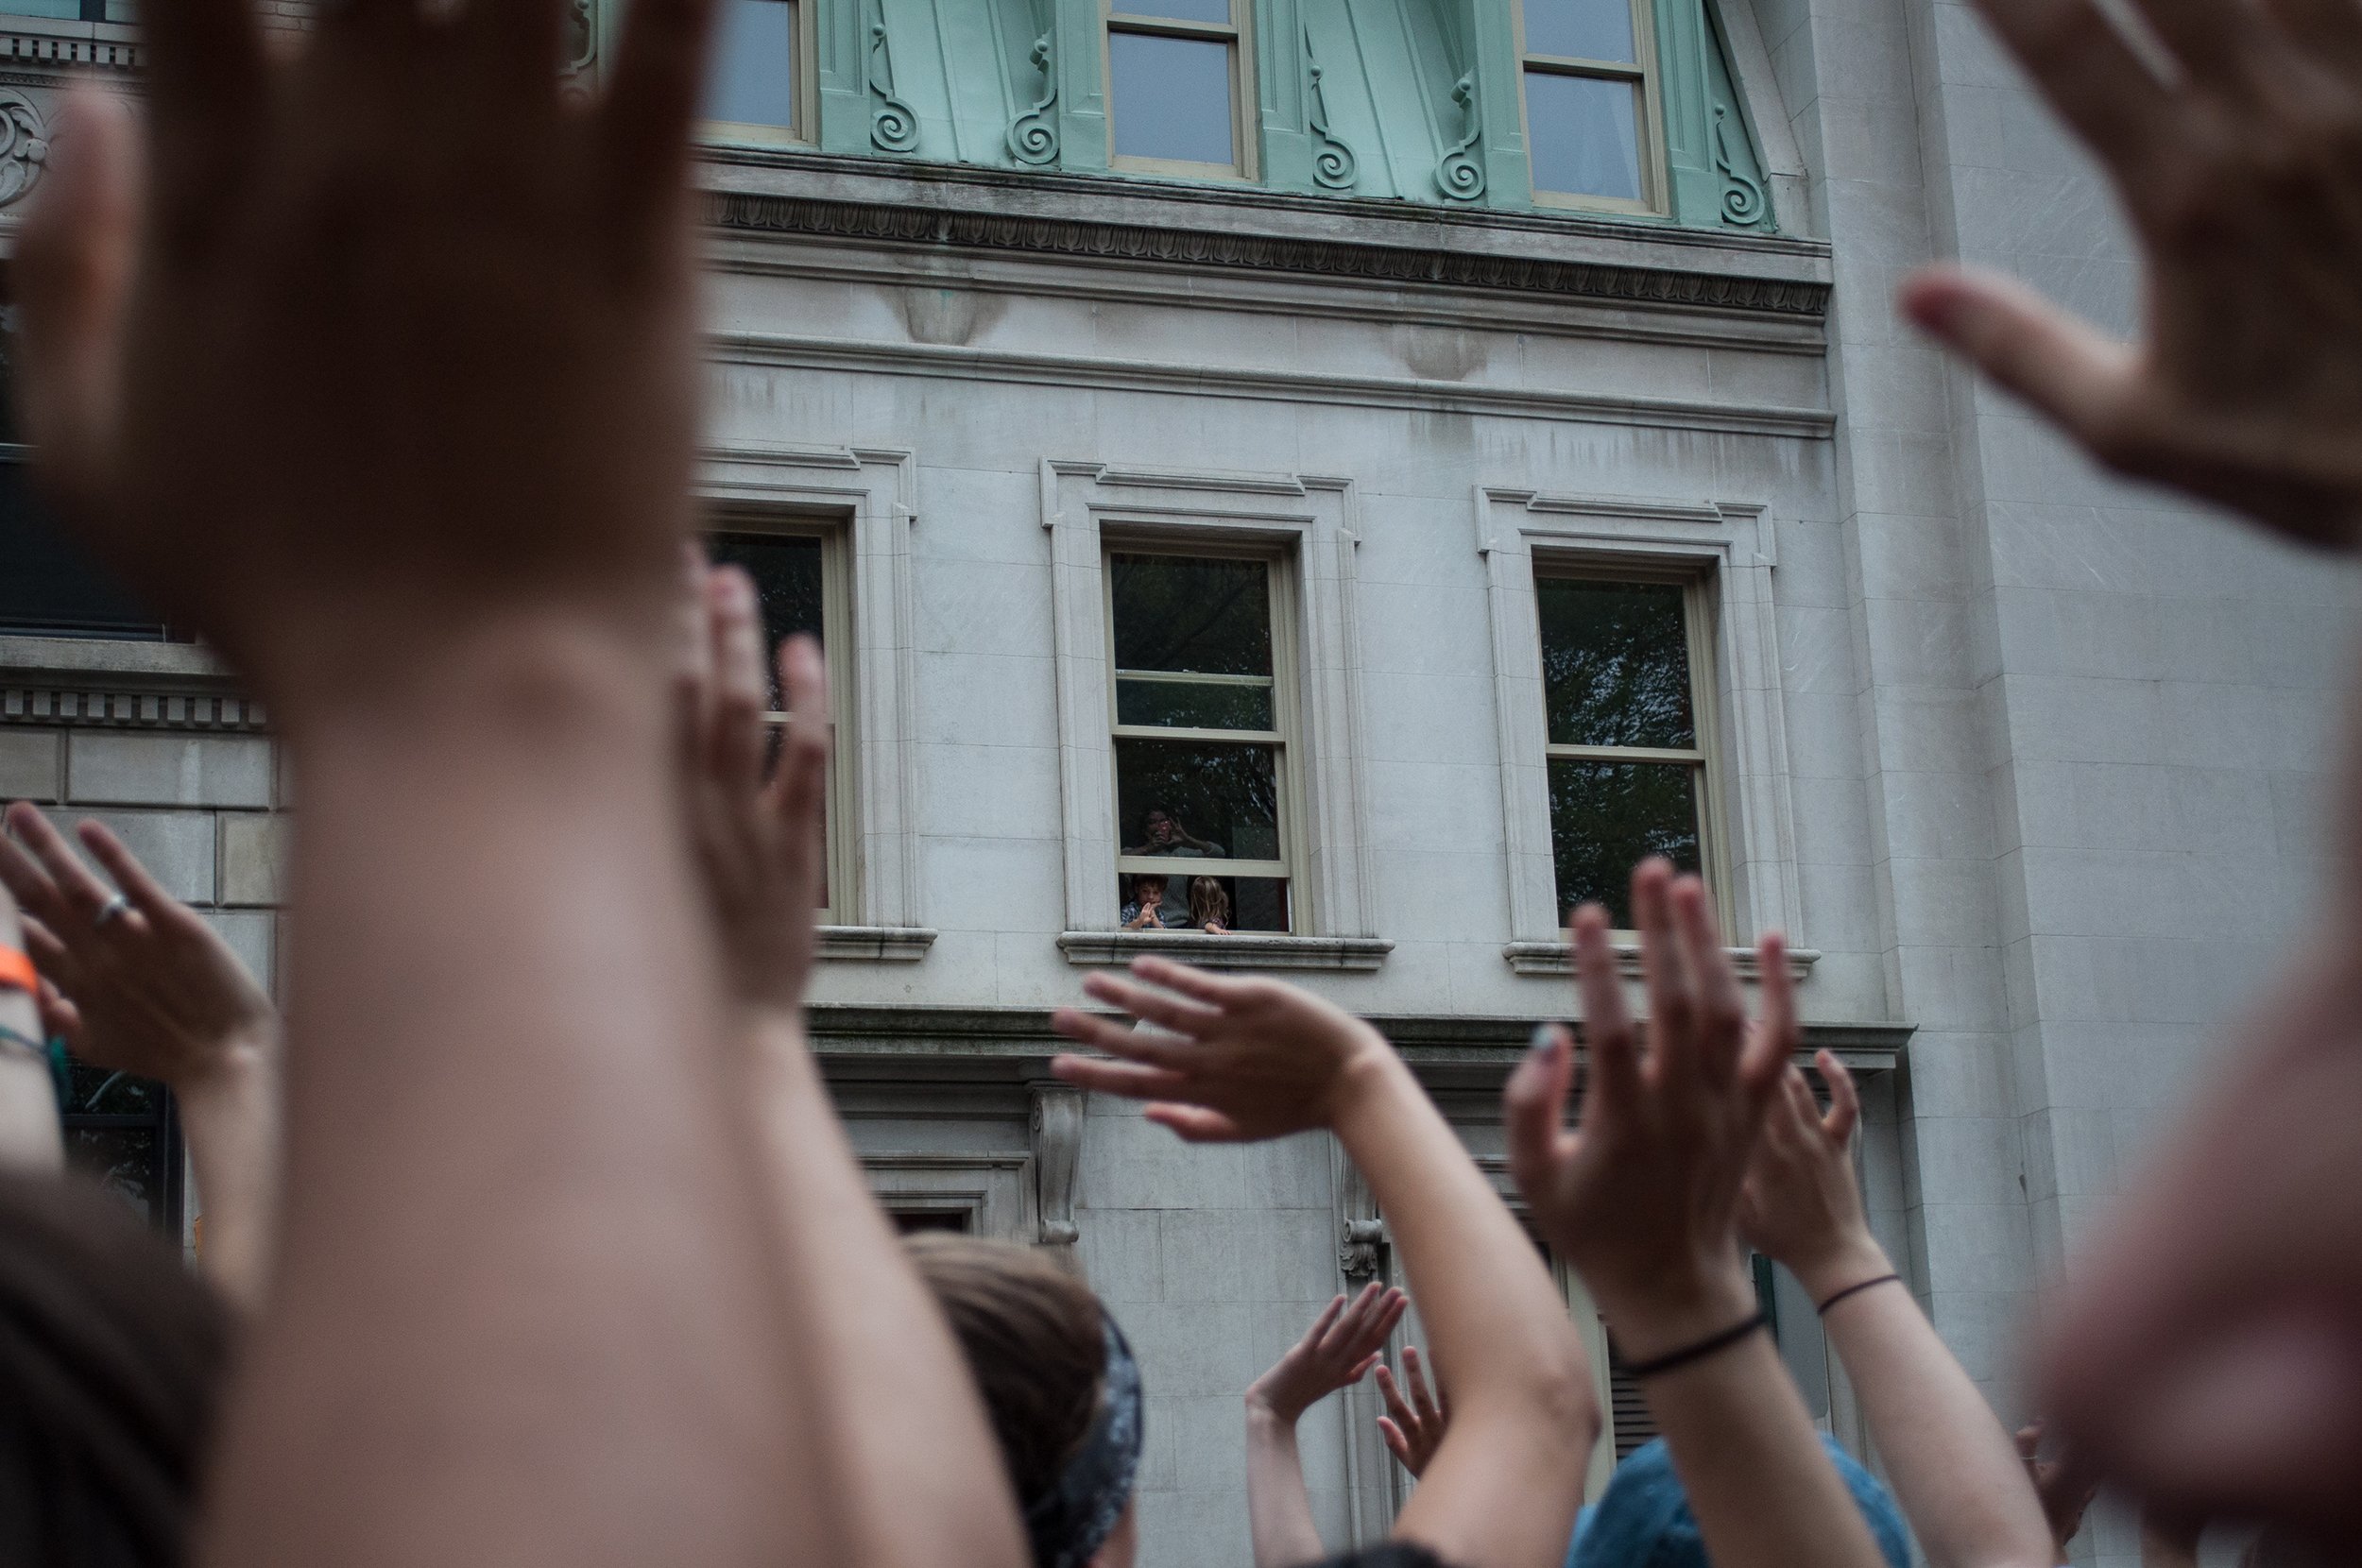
left=174, top=1032, right=282, bottom=1312
left=1805, top=1240, right=2054, bottom=1568
left=1244, top=1403, right=1328, bottom=1568
left=201, top=622, right=810, bottom=1568
left=1333, top=1051, right=1595, bottom=1567
left=745, top=1013, right=1030, bottom=1568
left=0, top=976, right=60, bottom=1169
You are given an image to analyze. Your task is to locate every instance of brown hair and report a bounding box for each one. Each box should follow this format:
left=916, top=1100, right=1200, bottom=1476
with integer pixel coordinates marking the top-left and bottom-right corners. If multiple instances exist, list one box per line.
left=905, top=1233, right=1106, bottom=1507
left=1187, top=877, right=1229, bottom=929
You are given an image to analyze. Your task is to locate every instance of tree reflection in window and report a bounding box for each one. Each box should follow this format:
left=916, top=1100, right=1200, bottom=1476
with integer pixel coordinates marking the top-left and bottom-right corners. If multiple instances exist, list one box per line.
left=59, top=1057, right=186, bottom=1236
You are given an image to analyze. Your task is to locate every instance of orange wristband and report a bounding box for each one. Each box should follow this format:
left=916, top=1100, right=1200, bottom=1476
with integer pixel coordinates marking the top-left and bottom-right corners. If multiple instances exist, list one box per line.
left=0, top=947, right=35, bottom=994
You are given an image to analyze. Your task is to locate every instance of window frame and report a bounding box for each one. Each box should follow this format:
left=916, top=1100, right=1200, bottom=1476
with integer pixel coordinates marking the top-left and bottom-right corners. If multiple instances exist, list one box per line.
left=1103, top=0, right=1258, bottom=182
left=705, top=506, right=857, bottom=926
left=1513, top=0, right=1669, bottom=215
left=698, top=0, right=818, bottom=148
left=1532, top=561, right=1726, bottom=931
left=1102, top=536, right=1305, bottom=932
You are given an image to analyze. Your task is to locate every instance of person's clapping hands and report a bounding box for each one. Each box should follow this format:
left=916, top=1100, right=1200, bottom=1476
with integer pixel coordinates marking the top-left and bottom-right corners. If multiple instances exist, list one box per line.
left=1736, top=1052, right=1889, bottom=1305
left=1377, top=1345, right=1449, bottom=1479
left=1248, top=1283, right=1407, bottom=1426
left=1505, top=860, right=1793, bottom=1356
left=676, top=558, right=831, bottom=1024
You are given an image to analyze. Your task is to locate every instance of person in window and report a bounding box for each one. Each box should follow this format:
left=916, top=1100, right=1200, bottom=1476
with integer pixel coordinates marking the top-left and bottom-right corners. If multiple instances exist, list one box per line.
left=1186, top=877, right=1231, bottom=935
left=1121, top=805, right=1224, bottom=861
left=1119, top=874, right=1179, bottom=931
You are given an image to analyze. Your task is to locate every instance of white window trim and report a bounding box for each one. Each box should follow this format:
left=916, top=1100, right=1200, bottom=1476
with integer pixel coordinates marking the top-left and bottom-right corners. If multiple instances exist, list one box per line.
left=699, top=0, right=820, bottom=147
left=1474, top=486, right=1813, bottom=980
left=701, top=443, right=932, bottom=960
left=1043, top=460, right=1388, bottom=971
left=861, top=1150, right=1036, bottom=1241
left=1513, top=0, right=1669, bottom=216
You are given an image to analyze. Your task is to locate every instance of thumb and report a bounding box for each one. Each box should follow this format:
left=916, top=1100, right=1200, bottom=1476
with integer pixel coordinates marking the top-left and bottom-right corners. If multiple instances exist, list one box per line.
left=13, top=83, right=140, bottom=519
left=1503, top=1025, right=1574, bottom=1201
left=1899, top=264, right=2140, bottom=463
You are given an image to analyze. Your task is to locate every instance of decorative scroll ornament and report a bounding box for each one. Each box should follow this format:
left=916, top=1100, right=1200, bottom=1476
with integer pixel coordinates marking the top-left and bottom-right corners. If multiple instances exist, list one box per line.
left=1031, top=1084, right=1085, bottom=1257
left=1713, top=102, right=1767, bottom=228
left=0, top=90, right=50, bottom=209
left=868, top=19, right=920, bottom=153
left=1339, top=1218, right=1390, bottom=1280
left=564, top=0, right=596, bottom=76
left=1008, top=31, right=1059, bottom=166
left=1303, top=26, right=1357, bottom=191
left=1435, top=72, right=1484, bottom=201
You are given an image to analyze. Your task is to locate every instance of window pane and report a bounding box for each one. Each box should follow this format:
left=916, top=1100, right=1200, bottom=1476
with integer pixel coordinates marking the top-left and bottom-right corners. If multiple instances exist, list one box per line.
left=1109, top=31, right=1237, bottom=165
left=1114, top=0, right=1231, bottom=21
left=892, top=1210, right=971, bottom=1235
left=1116, top=675, right=1274, bottom=732
left=66, top=1126, right=164, bottom=1223
left=0, top=464, right=174, bottom=638
left=705, top=0, right=797, bottom=129
left=1537, top=577, right=1695, bottom=748
left=1524, top=0, right=1635, bottom=63
left=1548, top=760, right=1702, bottom=926
left=1526, top=70, right=1643, bottom=201
left=709, top=530, right=824, bottom=707
left=1110, top=554, right=1272, bottom=677
left=1116, top=739, right=1279, bottom=861
left=1117, top=870, right=1288, bottom=932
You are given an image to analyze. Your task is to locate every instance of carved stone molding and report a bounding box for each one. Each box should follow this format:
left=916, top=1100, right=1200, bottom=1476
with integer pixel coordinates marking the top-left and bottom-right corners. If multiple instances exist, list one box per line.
left=1029, top=1083, right=1084, bottom=1260
left=1056, top=929, right=1392, bottom=972
left=0, top=28, right=140, bottom=75
left=1435, top=72, right=1484, bottom=202
left=1501, top=940, right=1821, bottom=980
left=0, top=87, right=45, bottom=207
left=1007, top=31, right=1058, bottom=166
left=3, top=686, right=265, bottom=733
left=814, top=925, right=938, bottom=963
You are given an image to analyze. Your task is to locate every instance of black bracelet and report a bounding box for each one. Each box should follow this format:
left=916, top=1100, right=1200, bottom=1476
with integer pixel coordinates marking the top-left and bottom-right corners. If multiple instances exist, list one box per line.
left=1622, top=1310, right=1769, bottom=1379
left=1815, top=1273, right=1902, bottom=1315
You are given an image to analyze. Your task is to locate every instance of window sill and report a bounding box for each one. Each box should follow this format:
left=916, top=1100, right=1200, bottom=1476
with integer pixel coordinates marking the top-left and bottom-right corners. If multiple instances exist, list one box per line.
left=1059, top=929, right=1392, bottom=972
left=1502, top=941, right=1820, bottom=981
left=816, top=926, right=937, bottom=962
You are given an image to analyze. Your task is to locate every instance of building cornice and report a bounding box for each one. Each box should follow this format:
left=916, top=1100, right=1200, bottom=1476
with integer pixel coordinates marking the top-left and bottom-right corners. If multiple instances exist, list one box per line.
left=0, top=637, right=262, bottom=732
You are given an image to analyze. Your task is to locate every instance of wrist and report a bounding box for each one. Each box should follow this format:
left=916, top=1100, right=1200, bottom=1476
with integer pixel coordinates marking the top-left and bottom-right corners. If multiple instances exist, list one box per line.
left=1322, top=1027, right=1408, bottom=1133
left=1596, top=1262, right=1760, bottom=1364
left=1788, top=1234, right=1891, bottom=1304
left=1244, top=1389, right=1305, bottom=1431
left=281, top=610, right=669, bottom=742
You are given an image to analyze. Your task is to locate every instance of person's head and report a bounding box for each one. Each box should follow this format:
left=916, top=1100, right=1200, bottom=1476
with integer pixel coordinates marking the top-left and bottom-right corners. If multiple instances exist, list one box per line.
left=1568, top=1435, right=1909, bottom=1568
left=1138, top=808, right=1177, bottom=847
left=1188, top=877, right=1228, bottom=928
left=0, top=1172, right=233, bottom=1568
left=1129, top=874, right=1168, bottom=909
left=905, top=1234, right=1142, bottom=1568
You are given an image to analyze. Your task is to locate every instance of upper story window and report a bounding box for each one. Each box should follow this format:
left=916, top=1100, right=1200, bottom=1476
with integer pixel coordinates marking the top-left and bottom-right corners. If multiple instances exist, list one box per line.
left=1516, top=0, right=1660, bottom=212
left=704, top=0, right=808, bottom=144
left=1105, top=0, right=1253, bottom=179
left=706, top=520, right=850, bottom=921
left=1107, top=548, right=1293, bottom=933
left=1536, top=572, right=1716, bottom=928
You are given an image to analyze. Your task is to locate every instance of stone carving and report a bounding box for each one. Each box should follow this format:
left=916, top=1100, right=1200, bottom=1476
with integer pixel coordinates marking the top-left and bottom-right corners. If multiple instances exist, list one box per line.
left=867, top=19, right=920, bottom=153
left=1304, top=26, right=1356, bottom=192
left=1031, top=1083, right=1085, bottom=1256
left=565, top=0, right=596, bottom=76
left=1008, top=31, right=1059, bottom=167
left=1713, top=103, right=1766, bottom=228
left=0, top=89, right=49, bottom=209
left=1435, top=72, right=1484, bottom=201
left=1334, top=1140, right=1389, bottom=1280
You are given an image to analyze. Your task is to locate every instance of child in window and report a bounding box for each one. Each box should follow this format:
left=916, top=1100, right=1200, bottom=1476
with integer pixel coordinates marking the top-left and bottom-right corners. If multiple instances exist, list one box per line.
left=1120, top=875, right=1175, bottom=931
left=1188, top=877, right=1231, bottom=935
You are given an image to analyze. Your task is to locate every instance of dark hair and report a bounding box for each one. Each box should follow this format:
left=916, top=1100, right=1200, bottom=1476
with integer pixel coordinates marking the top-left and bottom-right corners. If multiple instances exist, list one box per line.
left=1187, top=877, right=1229, bottom=928
left=905, top=1233, right=1105, bottom=1507
left=1306, top=1546, right=1462, bottom=1568
left=0, top=1172, right=233, bottom=1568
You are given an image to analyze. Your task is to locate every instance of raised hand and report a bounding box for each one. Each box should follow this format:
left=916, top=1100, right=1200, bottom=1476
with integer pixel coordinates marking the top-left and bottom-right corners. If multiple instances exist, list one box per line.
left=1736, top=1053, right=1885, bottom=1303
left=1050, top=959, right=1393, bottom=1142
left=1248, top=1284, right=1408, bottom=1425
left=1900, top=0, right=2362, bottom=547
left=676, top=561, right=832, bottom=1019
left=2015, top=1423, right=2101, bottom=1560
left=12, top=0, right=719, bottom=701
left=1376, top=1345, right=1448, bottom=1479
left=1504, top=860, right=1793, bottom=1355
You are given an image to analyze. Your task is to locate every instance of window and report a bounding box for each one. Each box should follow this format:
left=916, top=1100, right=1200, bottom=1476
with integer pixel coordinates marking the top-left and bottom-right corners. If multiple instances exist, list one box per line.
left=1105, top=0, right=1252, bottom=177
left=1535, top=572, right=1716, bottom=929
left=1516, top=0, right=1660, bottom=211
left=60, top=1058, right=187, bottom=1238
left=706, top=520, right=852, bottom=921
left=703, top=0, right=808, bottom=144
left=1106, top=548, right=1295, bottom=933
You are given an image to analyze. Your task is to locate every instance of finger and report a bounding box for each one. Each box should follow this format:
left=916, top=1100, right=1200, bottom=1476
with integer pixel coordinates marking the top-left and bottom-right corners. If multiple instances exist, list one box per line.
left=11, top=87, right=142, bottom=522
left=18, top=913, right=78, bottom=986
left=2016, top=1423, right=2044, bottom=1460
left=1301, top=1293, right=1347, bottom=1352
left=1673, top=877, right=1744, bottom=1085
left=1818, top=1048, right=1861, bottom=1146
left=76, top=819, right=183, bottom=926
left=766, top=634, right=832, bottom=906
left=704, top=567, right=769, bottom=789
left=1742, top=930, right=1800, bottom=1095
left=128, top=0, right=265, bottom=186
left=1373, top=1290, right=1408, bottom=1347
left=34, top=980, right=81, bottom=1048
left=1503, top=1022, right=1577, bottom=1202
left=1126, top=953, right=1245, bottom=1007
left=1570, top=906, right=1641, bottom=1119
left=0, top=828, right=68, bottom=929
left=597, top=0, right=723, bottom=220
left=1345, top=1353, right=1380, bottom=1385
left=2126, top=0, right=2289, bottom=94
left=7, top=805, right=112, bottom=920
left=1376, top=1364, right=1417, bottom=1426
left=1143, top=1103, right=1248, bottom=1143
left=1048, top=1009, right=1201, bottom=1071
left=1378, top=1416, right=1412, bottom=1465
left=1404, top=1344, right=1439, bottom=1421
left=1048, top=1051, right=1190, bottom=1101
left=1961, top=0, right=2177, bottom=168
left=1081, top=970, right=1224, bottom=1039
left=1329, top=1280, right=1383, bottom=1348
left=1899, top=267, right=2146, bottom=474
left=1631, top=860, right=1696, bottom=1081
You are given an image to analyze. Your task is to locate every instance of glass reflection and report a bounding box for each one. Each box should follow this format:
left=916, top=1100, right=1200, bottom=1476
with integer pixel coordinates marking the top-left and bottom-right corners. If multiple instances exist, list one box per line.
left=1116, top=740, right=1279, bottom=861
left=1524, top=0, right=1636, bottom=62
left=1537, top=577, right=1693, bottom=747
left=1547, top=760, right=1702, bottom=926
left=706, top=0, right=797, bottom=129
left=1525, top=71, right=1643, bottom=201
left=1110, top=32, right=1236, bottom=165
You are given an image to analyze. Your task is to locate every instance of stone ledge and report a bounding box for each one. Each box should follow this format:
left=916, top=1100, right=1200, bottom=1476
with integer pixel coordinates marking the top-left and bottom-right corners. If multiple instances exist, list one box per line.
left=816, top=925, right=937, bottom=962
left=1058, top=929, right=1393, bottom=972
left=1502, top=940, right=1822, bottom=980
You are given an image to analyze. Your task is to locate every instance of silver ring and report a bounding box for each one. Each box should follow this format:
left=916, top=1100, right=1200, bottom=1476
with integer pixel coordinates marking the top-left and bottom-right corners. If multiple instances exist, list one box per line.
left=94, top=894, right=129, bottom=928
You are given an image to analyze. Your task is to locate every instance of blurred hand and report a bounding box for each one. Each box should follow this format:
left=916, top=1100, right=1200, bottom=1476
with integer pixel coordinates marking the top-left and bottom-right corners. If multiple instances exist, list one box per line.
left=1376, top=1345, right=1448, bottom=1479
left=10, top=0, right=718, bottom=701
left=2014, top=1422, right=2101, bottom=1559
left=1736, top=1053, right=1883, bottom=1302
left=676, top=561, right=831, bottom=1020
left=0, top=802, right=276, bottom=1090
left=1902, top=0, right=2362, bottom=547
left=1504, top=861, right=1793, bottom=1358
left=1247, top=1283, right=1407, bottom=1425
left=1049, top=958, right=1395, bottom=1142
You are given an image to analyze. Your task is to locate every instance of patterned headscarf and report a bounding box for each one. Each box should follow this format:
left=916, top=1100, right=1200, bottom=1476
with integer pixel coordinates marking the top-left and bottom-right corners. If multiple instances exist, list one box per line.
left=1022, top=1312, right=1145, bottom=1568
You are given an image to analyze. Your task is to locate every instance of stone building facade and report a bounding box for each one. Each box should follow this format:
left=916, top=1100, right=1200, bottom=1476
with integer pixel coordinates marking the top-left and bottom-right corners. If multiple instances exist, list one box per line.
left=0, top=1, right=2353, bottom=1565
